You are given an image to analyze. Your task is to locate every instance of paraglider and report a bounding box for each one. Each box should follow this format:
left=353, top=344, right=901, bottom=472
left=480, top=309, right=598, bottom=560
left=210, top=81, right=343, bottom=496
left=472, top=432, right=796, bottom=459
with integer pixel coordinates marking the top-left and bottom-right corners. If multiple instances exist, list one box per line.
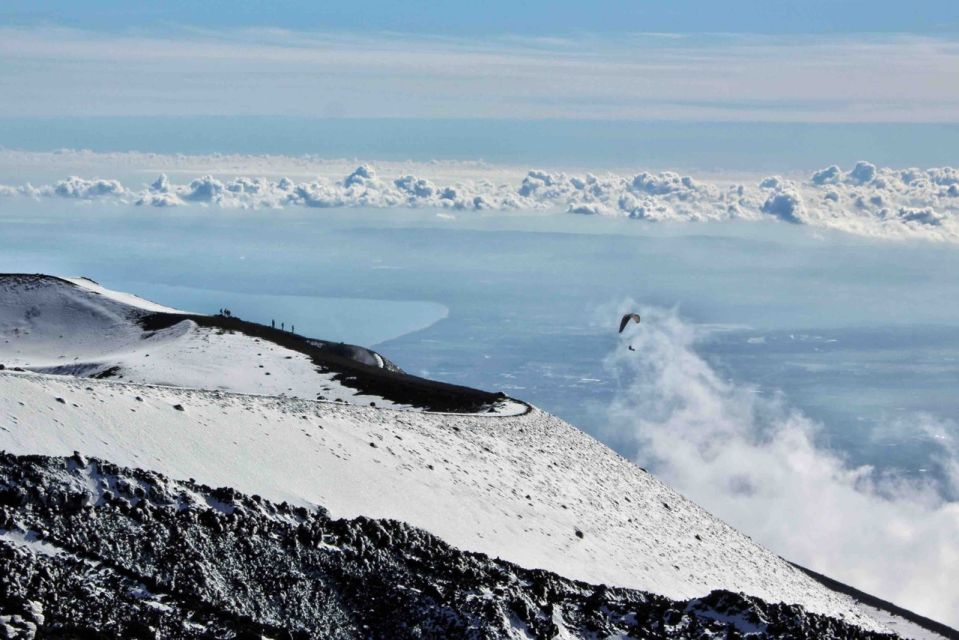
left=618, top=313, right=641, bottom=333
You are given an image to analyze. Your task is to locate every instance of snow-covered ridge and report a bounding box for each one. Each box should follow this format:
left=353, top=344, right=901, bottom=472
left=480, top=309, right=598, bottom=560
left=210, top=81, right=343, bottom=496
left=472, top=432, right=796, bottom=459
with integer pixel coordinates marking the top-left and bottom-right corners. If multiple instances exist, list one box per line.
left=2, top=158, right=958, bottom=242
left=60, top=276, right=186, bottom=313
left=0, top=274, right=522, bottom=414
left=0, top=369, right=890, bottom=633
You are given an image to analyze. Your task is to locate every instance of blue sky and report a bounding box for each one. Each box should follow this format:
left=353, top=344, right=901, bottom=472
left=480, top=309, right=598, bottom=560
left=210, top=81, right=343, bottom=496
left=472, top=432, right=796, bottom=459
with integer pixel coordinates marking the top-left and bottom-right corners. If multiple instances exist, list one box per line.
left=3, top=0, right=958, bottom=35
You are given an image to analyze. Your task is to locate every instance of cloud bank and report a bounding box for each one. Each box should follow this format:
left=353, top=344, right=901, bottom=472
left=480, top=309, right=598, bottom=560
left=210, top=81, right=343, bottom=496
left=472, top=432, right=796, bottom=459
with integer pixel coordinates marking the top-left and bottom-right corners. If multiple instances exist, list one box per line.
left=602, top=304, right=959, bottom=627
left=2, top=28, right=959, bottom=121
left=2, top=160, right=958, bottom=242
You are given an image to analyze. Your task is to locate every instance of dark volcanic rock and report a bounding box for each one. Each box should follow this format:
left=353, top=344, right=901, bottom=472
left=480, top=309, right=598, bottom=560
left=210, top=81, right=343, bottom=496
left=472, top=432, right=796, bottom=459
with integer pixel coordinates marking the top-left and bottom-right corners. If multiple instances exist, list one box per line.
left=0, top=452, right=894, bottom=639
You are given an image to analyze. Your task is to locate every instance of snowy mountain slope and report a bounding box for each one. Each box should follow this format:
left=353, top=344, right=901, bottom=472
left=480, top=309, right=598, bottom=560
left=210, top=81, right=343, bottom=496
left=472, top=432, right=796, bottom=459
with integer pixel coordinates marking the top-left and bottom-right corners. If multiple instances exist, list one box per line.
left=0, top=452, right=899, bottom=640
left=0, top=275, right=180, bottom=366
left=0, top=370, right=887, bottom=632
left=1, top=276, right=950, bottom=638
left=793, top=565, right=958, bottom=640
left=59, top=276, right=186, bottom=314
left=0, top=274, right=521, bottom=414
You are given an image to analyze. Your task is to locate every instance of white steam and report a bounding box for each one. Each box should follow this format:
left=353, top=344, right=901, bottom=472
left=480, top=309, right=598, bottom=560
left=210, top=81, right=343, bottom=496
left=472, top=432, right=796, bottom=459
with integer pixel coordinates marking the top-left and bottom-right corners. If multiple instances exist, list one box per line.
left=602, top=304, right=959, bottom=626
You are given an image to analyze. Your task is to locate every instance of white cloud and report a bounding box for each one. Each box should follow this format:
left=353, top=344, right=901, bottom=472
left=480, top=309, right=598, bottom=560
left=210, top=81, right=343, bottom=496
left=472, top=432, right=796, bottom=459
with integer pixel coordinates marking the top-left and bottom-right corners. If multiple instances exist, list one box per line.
left=149, top=174, right=172, bottom=193
left=181, top=175, right=226, bottom=203
left=51, top=176, right=125, bottom=199
left=758, top=175, right=783, bottom=190
left=600, top=303, right=959, bottom=626
left=394, top=175, right=437, bottom=199
left=343, top=164, right=376, bottom=188
left=1, top=155, right=958, bottom=243
left=895, top=206, right=944, bottom=227
left=761, top=190, right=805, bottom=224
left=848, top=161, right=878, bottom=185
left=811, top=165, right=841, bottom=186
left=135, top=192, right=182, bottom=207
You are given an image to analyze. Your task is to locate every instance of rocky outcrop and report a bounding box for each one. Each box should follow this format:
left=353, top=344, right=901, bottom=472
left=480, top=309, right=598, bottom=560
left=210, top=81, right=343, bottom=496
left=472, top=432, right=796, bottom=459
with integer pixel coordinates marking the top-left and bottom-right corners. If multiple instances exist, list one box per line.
left=0, top=452, right=894, bottom=639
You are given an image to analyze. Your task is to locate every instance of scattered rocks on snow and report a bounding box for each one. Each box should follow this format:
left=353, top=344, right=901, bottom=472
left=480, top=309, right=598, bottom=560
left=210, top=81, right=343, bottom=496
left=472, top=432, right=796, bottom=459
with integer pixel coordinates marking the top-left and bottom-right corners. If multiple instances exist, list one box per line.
left=0, top=452, right=899, bottom=640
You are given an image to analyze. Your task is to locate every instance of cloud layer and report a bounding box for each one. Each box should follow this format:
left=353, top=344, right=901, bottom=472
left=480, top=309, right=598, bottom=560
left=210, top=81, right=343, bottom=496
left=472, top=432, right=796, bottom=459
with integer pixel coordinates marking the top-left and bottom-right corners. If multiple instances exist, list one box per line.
left=3, top=28, right=959, bottom=121
left=602, top=304, right=959, bottom=626
left=2, top=159, right=958, bottom=243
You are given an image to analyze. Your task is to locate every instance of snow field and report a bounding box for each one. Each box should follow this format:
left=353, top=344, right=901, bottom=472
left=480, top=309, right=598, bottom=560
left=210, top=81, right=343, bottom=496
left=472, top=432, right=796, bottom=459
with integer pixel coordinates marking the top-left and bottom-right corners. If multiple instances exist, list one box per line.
left=0, top=371, right=884, bottom=632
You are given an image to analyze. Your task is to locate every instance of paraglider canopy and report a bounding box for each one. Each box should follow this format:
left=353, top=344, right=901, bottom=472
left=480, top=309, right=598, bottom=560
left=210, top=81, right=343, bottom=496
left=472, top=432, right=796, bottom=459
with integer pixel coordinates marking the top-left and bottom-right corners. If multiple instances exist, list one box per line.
left=618, top=313, right=641, bottom=333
